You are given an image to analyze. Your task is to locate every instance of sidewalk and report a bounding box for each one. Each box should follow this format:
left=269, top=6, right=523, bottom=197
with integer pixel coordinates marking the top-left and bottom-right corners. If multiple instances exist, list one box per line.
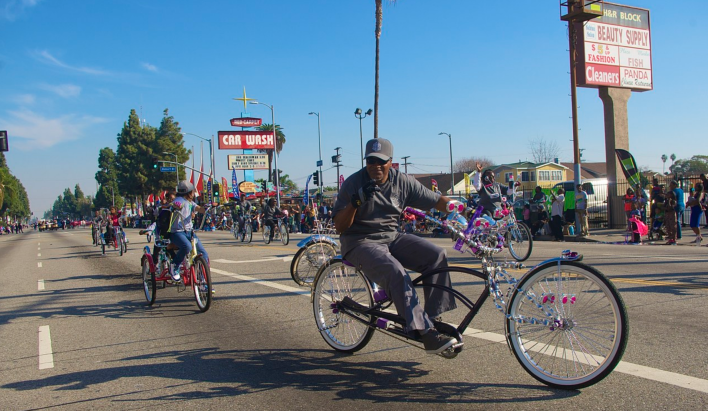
left=535, top=226, right=708, bottom=245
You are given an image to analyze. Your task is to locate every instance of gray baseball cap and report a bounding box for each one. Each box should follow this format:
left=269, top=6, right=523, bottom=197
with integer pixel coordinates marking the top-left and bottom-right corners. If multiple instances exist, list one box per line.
left=364, top=138, right=393, bottom=161
left=177, top=180, right=195, bottom=195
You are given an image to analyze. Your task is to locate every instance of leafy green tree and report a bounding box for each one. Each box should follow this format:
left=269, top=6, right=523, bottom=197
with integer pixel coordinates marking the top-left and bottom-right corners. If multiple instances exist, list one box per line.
left=151, top=109, right=191, bottom=193
left=94, top=147, right=122, bottom=209
left=276, top=171, right=297, bottom=193
left=74, top=184, right=85, bottom=201
left=671, top=155, right=708, bottom=176
left=0, top=152, right=30, bottom=220
left=256, top=123, right=286, bottom=183
left=115, top=109, right=155, bottom=199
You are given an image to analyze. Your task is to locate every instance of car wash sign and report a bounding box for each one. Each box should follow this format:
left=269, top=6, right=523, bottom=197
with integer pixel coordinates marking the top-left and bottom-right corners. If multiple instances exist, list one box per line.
left=218, top=131, right=275, bottom=150
left=575, top=2, right=652, bottom=91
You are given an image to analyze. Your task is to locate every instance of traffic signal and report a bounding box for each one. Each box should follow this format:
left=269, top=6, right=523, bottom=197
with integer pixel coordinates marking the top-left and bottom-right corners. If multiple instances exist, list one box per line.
left=152, top=157, right=159, bottom=169
left=0, top=130, right=8, bottom=152
left=313, top=171, right=319, bottom=186
left=213, top=183, right=220, bottom=197
left=261, top=181, right=267, bottom=192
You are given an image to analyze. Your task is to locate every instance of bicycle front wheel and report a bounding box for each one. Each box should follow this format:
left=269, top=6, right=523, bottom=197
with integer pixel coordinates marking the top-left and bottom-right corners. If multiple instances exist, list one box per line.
left=507, top=222, right=533, bottom=262
left=312, top=259, right=375, bottom=353
left=279, top=224, right=289, bottom=245
left=142, top=258, right=156, bottom=305
left=507, top=260, right=628, bottom=389
left=263, top=226, right=271, bottom=244
left=192, top=256, right=212, bottom=312
left=232, top=222, right=240, bottom=240
left=290, top=241, right=337, bottom=287
left=244, top=224, right=252, bottom=243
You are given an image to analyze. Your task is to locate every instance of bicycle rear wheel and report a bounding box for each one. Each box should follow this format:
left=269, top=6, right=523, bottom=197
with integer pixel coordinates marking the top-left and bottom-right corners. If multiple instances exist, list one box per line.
left=142, top=258, right=156, bottom=305
left=192, top=256, right=212, bottom=312
left=290, top=241, right=337, bottom=287
left=232, top=222, right=240, bottom=240
left=507, top=222, right=533, bottom=262
left=507, top=260, right=628, bottom=389
left=280, top=224, right=289, bottom=245
left=312, top=259, right=375, bottom=353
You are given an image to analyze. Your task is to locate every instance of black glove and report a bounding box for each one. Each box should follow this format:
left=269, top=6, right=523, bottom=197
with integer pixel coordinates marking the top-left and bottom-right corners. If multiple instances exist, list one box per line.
left=351, top=179, right=380, bottom=208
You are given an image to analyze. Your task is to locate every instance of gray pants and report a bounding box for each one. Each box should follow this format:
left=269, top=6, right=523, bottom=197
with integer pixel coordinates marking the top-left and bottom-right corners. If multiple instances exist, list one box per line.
left=344, top=234, right=456, bottom=334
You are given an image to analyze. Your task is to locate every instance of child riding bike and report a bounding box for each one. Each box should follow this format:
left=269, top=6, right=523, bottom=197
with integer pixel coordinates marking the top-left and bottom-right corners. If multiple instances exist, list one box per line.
left=169, top=181, right=209, bottom=282
left=104, top=206, right=127, bottom=246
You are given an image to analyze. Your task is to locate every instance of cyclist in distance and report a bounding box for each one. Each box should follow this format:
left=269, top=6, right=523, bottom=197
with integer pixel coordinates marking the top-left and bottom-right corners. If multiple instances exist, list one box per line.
left=333, top=138, right=461, bottom=354
left=233, top=195, right=253, bottom=235
left=473, top=162, right=520, bottom=218
left=262, top=197, right=283, bottom=243
left=170, top=181, right=209, bottom=282
left=104, top=206, right=125, bottom=245
left=91, top=210, right=104, bottom=244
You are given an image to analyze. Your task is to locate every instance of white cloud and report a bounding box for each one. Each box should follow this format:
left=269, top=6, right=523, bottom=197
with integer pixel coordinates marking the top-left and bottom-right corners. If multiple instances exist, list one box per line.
left=1, top=0, right=40, bottom=21
left=11, top=93, right=36, bottom=105
left=38, top=83, right=81, bottom=98
left=141, top=62, right=158, bottom=73
left=31, top=50, right=110, bottom=75
left=0, top=109, right=109, bottom=149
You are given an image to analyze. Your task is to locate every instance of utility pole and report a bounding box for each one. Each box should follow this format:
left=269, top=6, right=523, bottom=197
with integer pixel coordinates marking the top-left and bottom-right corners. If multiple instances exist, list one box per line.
left=333, top=147, right=343, bottom=191
left=401, top=156, right=410, bottom=174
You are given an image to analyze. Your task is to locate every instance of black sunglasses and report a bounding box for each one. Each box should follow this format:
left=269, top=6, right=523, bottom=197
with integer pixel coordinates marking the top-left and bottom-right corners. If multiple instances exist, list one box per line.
left=366, top=157, right=390, bottom=166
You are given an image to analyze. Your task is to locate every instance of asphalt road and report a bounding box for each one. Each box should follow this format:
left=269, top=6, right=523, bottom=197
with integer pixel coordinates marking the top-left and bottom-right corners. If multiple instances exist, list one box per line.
left=1, top=227, right=707, bottom=410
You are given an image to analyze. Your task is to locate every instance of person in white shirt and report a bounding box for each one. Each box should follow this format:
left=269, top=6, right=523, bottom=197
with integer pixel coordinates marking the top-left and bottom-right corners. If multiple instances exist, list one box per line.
left=575, top=184, right=589, bottom=237
left=550, top=188, right=565, bottom=241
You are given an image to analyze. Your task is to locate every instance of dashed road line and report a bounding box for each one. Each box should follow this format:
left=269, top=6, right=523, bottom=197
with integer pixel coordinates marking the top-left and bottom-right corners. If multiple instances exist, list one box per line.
left=37, top=262, right=42, bottom=268
left=212, top=257, right=291, bottom=264
left=37, top=253, right=41, bottom=257
left=38, top=280, right=45, bottom=291
left=210, top=265, right=708, bottom=394
left=38, top=326, right=54, bottom=370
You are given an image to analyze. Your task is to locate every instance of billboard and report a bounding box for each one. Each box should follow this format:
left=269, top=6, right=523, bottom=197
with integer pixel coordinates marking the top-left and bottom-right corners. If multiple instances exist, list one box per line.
left=575, top=2, right=652, bottom=91
left=230, top=117, right=262, bottom=127
left=218, top=131, right=275, bottom=150
left=228, top=154, right=269, bottom=170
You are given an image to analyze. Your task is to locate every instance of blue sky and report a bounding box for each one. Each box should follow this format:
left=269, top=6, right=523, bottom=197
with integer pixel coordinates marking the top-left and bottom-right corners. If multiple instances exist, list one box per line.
left=1, top=0, right=705, bottom=215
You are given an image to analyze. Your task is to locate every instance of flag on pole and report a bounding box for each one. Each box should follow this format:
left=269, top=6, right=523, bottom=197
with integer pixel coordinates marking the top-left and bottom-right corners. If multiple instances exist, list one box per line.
left=231, top=169, right=239, bottom=200
left=221, top=177, right=228, bottom=203
left=464, top=173, right=470, bottom=196
left=303, top=174, right=312, bottom=205
left=615, top=149, right=642, bottom=187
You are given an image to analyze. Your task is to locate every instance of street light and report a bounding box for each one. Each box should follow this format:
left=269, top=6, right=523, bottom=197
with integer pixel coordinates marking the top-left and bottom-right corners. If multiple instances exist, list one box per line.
left=308, top=112, right=323, bottom=195
left=354, top=108, right=373, bottom=168
left=162, top=151, right=178, bottom=190
left=438, top=132, right=453, bottom=195
left=182, top=132, right=215, bottom=202
left=250, top=101, right=281, bottom=207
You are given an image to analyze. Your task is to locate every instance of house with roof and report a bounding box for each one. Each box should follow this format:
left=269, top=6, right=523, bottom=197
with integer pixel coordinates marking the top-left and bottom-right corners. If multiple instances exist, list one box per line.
left=490, top=161, right=570, bottom=192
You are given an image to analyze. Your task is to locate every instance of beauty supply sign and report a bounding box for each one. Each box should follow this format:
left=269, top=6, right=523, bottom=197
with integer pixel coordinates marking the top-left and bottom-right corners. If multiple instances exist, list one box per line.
left=575, top=2, right=652, bottom=91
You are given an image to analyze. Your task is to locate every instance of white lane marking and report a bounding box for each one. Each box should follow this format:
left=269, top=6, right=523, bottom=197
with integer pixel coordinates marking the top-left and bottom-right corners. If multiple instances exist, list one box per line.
left=38, top=247, right=41, bottom=251
left=37, top=262, right=42, bottom=268
left=38, top=243, right=40, bottom=246
left=38, top=253, right=41, bottom=257
left=591, top=253, right=708, bottom=262
left=38, top=280, right=45, bottom=291
left=210, top=266, right=708, bottom=394
left=212, top=257, right=291, bottom=264
left=38, top=326, right=54, bottom=370
left=210, top=268, right=309, bottom=296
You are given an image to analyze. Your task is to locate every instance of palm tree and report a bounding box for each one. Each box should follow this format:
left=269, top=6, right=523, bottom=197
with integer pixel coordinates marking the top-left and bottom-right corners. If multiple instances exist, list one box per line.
left=670, top=153, right=676, bottom=175
left=661, top=154, right=667, bottom=174
left=374, top=0, right=397, bottom=139
left=257, top=123, right=286, bottom=182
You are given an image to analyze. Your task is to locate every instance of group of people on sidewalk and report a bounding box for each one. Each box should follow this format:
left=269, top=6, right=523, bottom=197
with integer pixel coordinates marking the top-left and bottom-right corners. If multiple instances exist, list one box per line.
left=648, top=177, right=706, bottom=245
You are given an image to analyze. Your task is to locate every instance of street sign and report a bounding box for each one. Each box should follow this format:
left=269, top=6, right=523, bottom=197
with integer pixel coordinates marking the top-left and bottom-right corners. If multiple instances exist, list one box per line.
left=316, top=160, right=323, bottom=167
left=228, top=154, right=269, bottom=170
left=230, top=117, right=262, bottom=127
left=160, top=166, right=177, bottom=172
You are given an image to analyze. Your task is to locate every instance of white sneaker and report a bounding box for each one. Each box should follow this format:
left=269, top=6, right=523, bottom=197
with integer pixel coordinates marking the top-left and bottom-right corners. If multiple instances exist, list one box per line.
left=171, top=265, right=181, bottom=282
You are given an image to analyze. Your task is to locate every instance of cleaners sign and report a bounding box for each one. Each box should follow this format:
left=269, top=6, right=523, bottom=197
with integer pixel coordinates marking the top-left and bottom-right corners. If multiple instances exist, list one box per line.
left=575, top=2, right=652, bottom=91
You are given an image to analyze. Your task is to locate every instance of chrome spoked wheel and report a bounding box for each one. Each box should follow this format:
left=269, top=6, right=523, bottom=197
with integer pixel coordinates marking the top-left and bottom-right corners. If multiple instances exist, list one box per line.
left=507, top=222, right=533, bottom=262
left=507, top=261, right=628, bottom=389
left=232, top=222, right=240, bottom=240
left=279, top=224, right=289, bottom=245
left=244, top=224, right=252, bottom=243
left=192, top=256, right=212, bottom=312
left=312, top=259, right=375, bottom=353
left=290, top=242, right=337, bottom=287
left=263, top=226, right=271, bottom=244
left=142, top=259, right=156, bottom=305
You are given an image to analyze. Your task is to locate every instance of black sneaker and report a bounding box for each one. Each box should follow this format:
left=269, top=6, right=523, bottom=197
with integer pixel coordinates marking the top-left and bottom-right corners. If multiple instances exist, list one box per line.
left=420, top=329, right=458, bottom=354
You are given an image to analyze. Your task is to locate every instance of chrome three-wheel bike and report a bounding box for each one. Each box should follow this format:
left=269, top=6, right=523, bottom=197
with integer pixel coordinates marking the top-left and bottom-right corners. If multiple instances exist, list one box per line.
left=100, top=222, right=127, bottom=256
left=263, top=215, right=289, bottom=245
left=140, top=206, right=213, bottom=312
left=311, top=206, right=628, bottom=389
left=485, top=198, right=533, bottom=262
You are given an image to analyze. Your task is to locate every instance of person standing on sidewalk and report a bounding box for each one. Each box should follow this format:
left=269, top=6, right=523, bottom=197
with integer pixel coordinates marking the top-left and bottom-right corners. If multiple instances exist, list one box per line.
left=686, top=183, right=704, bottom=245
left=550, top=188, right=565, bottom=242
left=663, top=191, right=678, bottom=245
left=669, top=180, right=685, bottom=241
left=575, top=184, right=589, bottom=237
